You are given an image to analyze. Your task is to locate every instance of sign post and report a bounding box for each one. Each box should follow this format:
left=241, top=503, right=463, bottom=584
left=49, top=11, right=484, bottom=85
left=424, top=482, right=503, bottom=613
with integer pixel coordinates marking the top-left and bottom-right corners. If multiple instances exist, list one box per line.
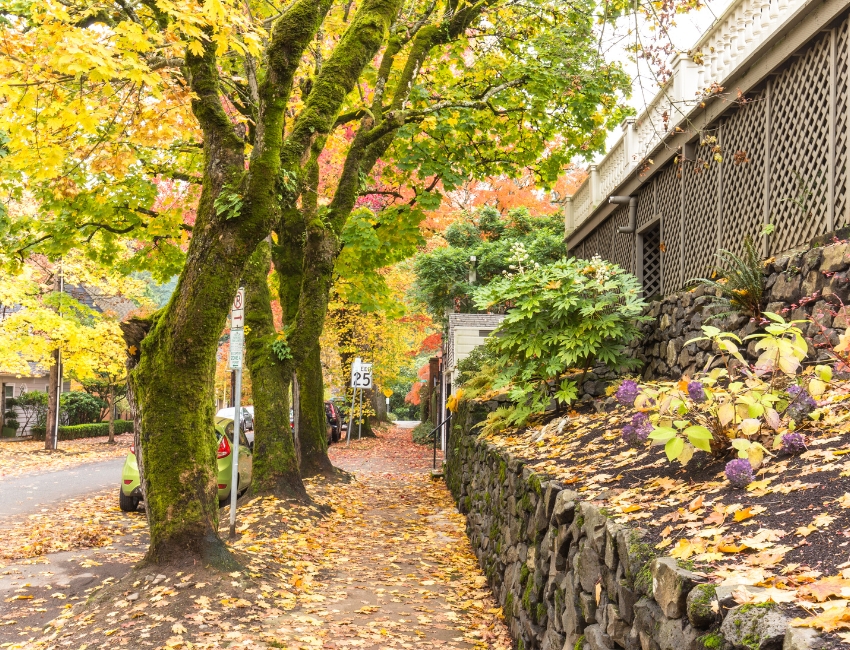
left=346, top=358, right=360, bottom=446
left=345, top=358, right=373, bottom=444
left=228, top=287, right=245, bottom=538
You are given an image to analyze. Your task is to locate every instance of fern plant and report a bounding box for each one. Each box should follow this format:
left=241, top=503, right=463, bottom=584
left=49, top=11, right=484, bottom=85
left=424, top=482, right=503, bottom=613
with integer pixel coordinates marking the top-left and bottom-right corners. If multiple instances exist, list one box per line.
left=690, top=236, right=765, bottom=320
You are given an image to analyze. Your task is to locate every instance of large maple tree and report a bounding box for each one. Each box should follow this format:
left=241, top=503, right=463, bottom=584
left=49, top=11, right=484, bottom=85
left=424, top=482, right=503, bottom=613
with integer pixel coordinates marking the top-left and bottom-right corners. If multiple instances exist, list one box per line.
left=0, top=0, right=633, bottom=564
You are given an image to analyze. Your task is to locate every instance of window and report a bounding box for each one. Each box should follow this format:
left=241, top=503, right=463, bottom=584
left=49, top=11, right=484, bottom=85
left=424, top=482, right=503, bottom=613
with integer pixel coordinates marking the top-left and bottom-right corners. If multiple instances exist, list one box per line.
left=638, top=221, right=662, bottom=298
left=478, top=330, right=494, bottom=338
left=3, top=385, right=12, bottom=399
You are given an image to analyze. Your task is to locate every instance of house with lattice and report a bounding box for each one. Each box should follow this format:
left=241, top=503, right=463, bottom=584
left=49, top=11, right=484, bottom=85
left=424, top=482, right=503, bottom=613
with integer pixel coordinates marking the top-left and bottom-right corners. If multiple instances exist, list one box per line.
left=566, top=0, right=850, bottom=294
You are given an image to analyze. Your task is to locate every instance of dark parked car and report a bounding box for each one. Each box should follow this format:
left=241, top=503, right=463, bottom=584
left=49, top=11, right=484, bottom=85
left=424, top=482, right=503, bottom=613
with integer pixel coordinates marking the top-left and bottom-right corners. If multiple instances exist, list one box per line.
left=325, top=400, right=342, bottom=443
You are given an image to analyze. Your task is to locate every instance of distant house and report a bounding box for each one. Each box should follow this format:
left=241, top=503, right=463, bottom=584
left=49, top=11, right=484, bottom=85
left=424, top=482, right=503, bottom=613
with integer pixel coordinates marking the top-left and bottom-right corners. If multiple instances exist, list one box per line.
left=0, top=366, right=70, bottom=436
left=0, top=285, right=136, bottom=437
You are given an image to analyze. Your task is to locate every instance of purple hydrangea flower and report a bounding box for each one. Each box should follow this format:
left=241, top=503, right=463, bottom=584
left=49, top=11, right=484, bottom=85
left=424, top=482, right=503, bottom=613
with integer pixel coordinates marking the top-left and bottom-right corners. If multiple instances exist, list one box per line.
left=616, top=380, right=640, bottom=407
left=725, top=458, right=755, bottom=488
left=786, top=385, right=817, bottom=423
left=781, top=432, right=807, bottom=455
left=687, top=381, right=707, bottom=403
left=622, top=412, right=652, bottom=447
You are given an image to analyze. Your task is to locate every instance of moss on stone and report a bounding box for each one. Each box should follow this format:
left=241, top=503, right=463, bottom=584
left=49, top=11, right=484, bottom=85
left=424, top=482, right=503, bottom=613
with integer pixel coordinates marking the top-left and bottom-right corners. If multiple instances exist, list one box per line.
left=536, top=602, right=546, bottom=623
left=554, top=587, right=564, bottom=614
left=520, top=564, right=530, bottom=586
left=688, top=584, right=717, bottom=625
left=573, top=634, right=585, bottom=650
left=505, top=592, right=514, bottom=617
left=522, top=577, right=533, bottom=611
left=528, top=473, right=542, bottom=496
left=697, top=632, right=723, bottom=650
left=499, top=461, right=507, bottom=482
left=677, top=558, right=695, bottom=571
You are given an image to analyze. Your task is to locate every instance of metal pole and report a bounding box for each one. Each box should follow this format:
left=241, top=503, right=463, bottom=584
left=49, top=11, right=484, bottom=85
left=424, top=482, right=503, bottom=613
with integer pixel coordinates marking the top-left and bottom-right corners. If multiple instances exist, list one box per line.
left=345, top=387, right=357, bottom=446
left=53, top=265, right=63, bottom=451
left=229, top=364, right=242, bottom=538
left=357, top=386, right=364, bottom=440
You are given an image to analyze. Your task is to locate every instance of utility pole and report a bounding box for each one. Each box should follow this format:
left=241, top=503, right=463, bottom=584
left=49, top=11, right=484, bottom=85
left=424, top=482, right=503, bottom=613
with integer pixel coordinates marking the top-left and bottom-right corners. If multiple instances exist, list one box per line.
left=45, top=264, right=63, bottom=451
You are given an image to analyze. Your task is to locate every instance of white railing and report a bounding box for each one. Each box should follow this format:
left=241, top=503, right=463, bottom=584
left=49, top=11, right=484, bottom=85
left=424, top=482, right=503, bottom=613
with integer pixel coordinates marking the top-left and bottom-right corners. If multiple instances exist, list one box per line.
left=570, top=0, right=806, bottom=229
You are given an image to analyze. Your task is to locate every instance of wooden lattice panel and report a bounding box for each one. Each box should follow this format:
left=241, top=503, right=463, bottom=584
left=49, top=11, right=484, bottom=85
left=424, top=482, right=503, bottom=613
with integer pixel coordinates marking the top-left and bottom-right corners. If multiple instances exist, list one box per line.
left=642, top=224, right=662, bottom=297
left=721, top=96, right=768, bottom=257
left=636, top=182, right=656, bottom=230
left=594, top=214, right=615, bottom=261
left=837, top=18, right=850, bottom=228
left=655, top=165, right=682, bottom=292
left=683, top=142, right=721, bottom=282
left=609, top=204, right=635, bottom=272
left=769, top=31, right=832, bottom=252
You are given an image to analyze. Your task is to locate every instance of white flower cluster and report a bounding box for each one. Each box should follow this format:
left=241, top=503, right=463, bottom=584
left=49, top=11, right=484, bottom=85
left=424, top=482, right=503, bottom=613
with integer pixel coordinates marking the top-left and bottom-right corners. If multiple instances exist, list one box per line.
left=589, top=255, right=614, bottom=284
left=502, top=241, right=540, bottom=276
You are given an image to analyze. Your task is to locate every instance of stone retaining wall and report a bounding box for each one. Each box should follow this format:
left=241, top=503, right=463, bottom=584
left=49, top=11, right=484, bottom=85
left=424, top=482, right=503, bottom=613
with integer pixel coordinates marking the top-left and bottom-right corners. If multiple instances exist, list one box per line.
left=628, top=229, right=850, bottom=381
left=445, top=401, right=821, bottom=650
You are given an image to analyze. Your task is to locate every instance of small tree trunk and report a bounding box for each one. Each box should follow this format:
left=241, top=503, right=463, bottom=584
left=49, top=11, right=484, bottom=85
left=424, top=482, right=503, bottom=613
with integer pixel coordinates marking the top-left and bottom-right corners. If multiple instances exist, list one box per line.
left=371, top=388, right=388, bottom=422
left=297, top=344, right=336, bottom=476
left=45, top=348, right=60, bottom=450
left=244, top=242, right=306, bottom=499
left=108, top=383, right=115, bottom=444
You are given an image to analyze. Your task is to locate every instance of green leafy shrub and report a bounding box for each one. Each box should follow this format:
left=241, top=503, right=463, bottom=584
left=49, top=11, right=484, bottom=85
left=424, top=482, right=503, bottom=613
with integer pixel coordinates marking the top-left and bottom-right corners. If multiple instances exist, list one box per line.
left=455, top=341, right=499, bottom=388
left=472, top=255, right=648, bottom=422
left=16, top=390, right=48, bottom=430
left=411, top=420, right=435, bottom=445
left=30, top=420, right=133, bottom=441
left=412, top=206, right=565, bottom=322
left=690, top=236, right=766, bottom=320
left=60, top=391, right=106, bottom=425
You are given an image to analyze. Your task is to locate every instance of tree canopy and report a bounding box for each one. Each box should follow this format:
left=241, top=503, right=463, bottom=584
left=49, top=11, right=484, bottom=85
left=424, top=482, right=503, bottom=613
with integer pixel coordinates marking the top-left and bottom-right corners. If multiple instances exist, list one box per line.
left=412, top=205, right=566, bottom=320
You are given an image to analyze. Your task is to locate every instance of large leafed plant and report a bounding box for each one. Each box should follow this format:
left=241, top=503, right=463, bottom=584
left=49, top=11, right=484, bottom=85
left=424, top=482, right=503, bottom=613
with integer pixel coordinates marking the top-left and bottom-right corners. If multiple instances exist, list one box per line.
left=472, top=254, right=648, bottom=424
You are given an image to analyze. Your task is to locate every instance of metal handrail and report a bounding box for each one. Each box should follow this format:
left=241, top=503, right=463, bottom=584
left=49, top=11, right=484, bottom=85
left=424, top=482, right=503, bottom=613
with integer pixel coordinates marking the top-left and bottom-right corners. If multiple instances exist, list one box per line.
left=428, top=413, right=452, bottom=470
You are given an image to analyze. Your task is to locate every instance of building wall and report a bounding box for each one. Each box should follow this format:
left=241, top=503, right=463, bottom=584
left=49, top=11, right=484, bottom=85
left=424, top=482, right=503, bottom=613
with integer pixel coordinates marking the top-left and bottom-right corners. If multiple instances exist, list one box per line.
left=574, top=13, right=850, bottom=295
left=1, top=375, right=70, bottom=436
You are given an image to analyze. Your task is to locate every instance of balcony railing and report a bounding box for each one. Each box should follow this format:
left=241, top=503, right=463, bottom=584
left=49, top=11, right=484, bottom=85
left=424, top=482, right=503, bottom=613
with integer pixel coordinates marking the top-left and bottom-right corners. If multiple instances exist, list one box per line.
left=568, top=0, right=807, bottom=230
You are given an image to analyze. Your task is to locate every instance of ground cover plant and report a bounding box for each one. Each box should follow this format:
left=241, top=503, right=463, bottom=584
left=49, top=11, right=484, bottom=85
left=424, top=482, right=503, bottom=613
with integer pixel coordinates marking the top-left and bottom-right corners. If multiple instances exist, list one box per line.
left=464, top=312, right=850, bottom=641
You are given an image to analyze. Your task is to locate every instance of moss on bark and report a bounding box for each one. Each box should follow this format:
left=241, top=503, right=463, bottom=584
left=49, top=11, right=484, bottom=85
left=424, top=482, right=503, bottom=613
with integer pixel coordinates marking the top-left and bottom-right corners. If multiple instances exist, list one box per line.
left=244, top=242, right=306, bottom=499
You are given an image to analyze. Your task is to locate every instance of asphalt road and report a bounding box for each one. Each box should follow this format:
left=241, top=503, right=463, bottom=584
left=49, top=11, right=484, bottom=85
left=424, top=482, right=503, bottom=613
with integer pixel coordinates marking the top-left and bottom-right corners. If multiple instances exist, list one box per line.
left=0, top=457, right=126, bottom=519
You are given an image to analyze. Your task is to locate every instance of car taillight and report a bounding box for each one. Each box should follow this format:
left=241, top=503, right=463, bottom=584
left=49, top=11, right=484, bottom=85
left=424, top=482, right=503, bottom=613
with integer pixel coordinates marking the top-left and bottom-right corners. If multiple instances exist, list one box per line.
left=130, top=443, right=135, bottom=454
left=124, top=479, right=133, bottom=484
left=217, top=435, right=231, bottom=459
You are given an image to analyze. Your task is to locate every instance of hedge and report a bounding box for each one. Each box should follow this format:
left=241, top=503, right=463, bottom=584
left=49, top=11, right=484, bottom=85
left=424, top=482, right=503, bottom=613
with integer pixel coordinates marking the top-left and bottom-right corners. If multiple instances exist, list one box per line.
left=30, top=420, right=134, bottom=441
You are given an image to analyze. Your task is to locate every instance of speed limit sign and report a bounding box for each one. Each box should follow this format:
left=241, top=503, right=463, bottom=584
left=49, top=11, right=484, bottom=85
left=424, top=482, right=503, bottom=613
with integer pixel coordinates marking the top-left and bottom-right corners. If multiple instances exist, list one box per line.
left=350, top=361, right=373, bottom=389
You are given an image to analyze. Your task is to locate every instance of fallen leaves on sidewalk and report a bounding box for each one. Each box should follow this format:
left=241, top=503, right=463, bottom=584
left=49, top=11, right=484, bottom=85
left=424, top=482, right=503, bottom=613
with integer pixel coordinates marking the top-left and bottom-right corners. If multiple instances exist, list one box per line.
left=0, top=434, right=133, bottom=479
left=2, top=426, right=510, bottom=649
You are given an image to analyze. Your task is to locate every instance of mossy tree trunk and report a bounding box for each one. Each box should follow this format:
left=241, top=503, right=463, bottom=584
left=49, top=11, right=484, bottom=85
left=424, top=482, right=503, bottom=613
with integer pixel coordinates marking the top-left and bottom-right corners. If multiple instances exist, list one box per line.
left=126, top=0, right=397, bottom=564
left=244, top=241, right=305, bottom=499
left=266, top=3, right=488, bottom=459
left=297, top=344, right=333, bottom=475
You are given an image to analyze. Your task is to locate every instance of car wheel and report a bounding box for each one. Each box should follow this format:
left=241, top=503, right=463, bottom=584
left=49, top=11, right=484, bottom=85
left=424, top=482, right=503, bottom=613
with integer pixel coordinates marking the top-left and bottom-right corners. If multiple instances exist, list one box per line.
left=119, top=488, right=139, bottom=512
left=331, top=425, right=340, bottom=443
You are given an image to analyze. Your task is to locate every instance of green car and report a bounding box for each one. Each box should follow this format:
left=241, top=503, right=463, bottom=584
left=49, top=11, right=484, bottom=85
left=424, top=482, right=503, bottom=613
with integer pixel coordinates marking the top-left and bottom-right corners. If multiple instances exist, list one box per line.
left=119, top=416, right=253, bottom=512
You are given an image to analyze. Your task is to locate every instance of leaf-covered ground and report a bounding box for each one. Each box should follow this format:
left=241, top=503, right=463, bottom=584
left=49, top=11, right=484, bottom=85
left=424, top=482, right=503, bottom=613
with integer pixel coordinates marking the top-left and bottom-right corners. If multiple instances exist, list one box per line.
left=0, top=434, right=133, bottom=479
left=479, top=394, right=850, bottom=638
left=1, top=425, right=511, bottom=649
